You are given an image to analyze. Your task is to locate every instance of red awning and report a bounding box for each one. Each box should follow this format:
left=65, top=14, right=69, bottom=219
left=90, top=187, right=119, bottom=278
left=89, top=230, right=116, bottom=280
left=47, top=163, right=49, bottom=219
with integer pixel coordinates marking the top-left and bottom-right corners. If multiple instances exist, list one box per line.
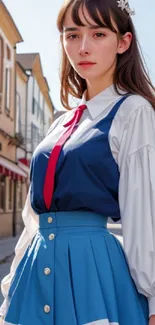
left=19, top=158, right=30, bottom=167
left=0, top=156, right=27, bottom=181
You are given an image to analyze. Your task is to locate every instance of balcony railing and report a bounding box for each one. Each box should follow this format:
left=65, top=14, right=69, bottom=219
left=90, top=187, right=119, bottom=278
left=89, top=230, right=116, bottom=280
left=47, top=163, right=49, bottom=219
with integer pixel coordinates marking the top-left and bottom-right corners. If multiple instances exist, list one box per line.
left=15, top=132, right=24, bottom=145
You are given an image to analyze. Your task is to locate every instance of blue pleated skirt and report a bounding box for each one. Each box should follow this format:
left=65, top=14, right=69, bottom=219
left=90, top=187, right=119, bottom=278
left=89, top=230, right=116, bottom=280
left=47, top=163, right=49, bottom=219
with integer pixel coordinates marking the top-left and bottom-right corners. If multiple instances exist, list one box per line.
left=4, top=211, right=148, bottom=325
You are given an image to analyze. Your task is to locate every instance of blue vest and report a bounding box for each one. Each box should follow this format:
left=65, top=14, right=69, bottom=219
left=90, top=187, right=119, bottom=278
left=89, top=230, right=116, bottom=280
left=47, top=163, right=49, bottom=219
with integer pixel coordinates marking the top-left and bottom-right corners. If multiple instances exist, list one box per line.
left=30, top=96, right=129, bottom=220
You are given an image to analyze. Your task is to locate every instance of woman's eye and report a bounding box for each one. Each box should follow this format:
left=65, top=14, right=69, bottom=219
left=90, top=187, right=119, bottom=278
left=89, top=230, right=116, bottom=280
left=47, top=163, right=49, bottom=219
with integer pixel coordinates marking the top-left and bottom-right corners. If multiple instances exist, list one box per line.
left=94, top=33, right=105, bottom=38
left=67, top=34, right=78, bottom=40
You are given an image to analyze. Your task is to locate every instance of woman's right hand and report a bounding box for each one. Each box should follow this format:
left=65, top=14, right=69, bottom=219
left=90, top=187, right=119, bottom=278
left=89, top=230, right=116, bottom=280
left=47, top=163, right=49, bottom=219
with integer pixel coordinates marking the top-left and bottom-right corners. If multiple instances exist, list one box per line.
left=0, top=316, right=4, bottom=325
left=149, top=315, right=155, bottom=325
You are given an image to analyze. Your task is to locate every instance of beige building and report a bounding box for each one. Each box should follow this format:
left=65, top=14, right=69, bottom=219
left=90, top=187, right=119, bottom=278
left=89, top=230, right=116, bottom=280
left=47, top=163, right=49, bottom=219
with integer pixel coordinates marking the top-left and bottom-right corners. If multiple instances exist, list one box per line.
left=0, top=2, right=28, bottom=237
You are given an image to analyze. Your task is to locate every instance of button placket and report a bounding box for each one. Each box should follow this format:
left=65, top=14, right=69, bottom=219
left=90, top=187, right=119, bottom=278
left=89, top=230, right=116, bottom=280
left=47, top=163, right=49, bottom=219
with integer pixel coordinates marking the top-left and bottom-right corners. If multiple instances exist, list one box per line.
left=42, top=214, right=55, bottom=321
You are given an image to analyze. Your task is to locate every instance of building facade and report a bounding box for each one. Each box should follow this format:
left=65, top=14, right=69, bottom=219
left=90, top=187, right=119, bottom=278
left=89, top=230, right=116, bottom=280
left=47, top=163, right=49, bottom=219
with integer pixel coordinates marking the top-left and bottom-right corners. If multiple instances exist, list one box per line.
left=0, top=1, right=28, bottom=237
left=0, top=3, right=54, bottom=238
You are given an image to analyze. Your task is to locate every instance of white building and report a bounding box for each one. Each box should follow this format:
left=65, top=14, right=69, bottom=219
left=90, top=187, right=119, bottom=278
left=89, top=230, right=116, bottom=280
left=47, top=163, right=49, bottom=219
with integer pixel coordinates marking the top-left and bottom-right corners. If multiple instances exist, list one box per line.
left=16, top=53, right=54, bottom=168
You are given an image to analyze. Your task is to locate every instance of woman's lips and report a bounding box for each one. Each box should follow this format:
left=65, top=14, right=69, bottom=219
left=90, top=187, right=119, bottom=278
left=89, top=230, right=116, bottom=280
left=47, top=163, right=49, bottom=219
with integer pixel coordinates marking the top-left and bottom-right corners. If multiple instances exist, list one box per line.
left=78, top=61, right=96, bottom=68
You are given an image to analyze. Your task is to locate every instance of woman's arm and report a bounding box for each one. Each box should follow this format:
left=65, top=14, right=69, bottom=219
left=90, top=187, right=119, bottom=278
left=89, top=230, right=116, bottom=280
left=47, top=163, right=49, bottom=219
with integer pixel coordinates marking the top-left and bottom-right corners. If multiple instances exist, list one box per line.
left=117, top=101, right=155, bottom=317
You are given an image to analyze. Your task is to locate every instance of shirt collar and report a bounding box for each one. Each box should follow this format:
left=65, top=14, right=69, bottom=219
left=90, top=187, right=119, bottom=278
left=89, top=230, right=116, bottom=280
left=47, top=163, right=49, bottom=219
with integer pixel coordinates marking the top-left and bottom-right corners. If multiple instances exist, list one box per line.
left=79, top=84, right=127, bottom=119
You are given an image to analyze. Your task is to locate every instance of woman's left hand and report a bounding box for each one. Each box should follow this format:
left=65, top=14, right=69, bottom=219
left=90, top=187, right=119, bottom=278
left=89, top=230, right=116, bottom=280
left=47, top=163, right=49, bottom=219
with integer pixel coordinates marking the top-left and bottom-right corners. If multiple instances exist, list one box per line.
left=149, top=315, right=155, bottom=325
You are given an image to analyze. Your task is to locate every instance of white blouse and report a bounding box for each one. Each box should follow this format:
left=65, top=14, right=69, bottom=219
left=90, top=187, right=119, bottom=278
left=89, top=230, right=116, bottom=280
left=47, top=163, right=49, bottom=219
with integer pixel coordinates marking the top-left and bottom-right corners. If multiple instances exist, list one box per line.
left=1, top=84, right=155, bottom=319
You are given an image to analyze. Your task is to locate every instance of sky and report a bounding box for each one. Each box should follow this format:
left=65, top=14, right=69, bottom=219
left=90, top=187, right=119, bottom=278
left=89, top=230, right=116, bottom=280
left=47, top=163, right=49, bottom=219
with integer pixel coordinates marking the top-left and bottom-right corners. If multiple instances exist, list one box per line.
left=3, top=0, right=155, bottom=111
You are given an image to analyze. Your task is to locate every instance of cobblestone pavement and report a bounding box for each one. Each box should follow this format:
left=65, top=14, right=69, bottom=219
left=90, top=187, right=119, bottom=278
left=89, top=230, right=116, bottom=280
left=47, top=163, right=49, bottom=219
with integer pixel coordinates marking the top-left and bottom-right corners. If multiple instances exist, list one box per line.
left=0, top=255, right=14, bottom=305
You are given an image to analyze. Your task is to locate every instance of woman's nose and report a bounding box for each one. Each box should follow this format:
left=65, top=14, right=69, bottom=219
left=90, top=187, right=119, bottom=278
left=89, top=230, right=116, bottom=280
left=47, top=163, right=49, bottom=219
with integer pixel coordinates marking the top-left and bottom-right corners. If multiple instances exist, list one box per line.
left=78, top=38, right=91, bottom=56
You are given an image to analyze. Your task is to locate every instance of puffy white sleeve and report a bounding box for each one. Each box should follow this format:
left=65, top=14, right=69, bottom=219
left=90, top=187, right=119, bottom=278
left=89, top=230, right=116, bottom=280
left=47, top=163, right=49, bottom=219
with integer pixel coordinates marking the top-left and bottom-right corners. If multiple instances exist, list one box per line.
left=0, top=187, right=39, bottom=320
left=116, top=102, right=155, bottom=317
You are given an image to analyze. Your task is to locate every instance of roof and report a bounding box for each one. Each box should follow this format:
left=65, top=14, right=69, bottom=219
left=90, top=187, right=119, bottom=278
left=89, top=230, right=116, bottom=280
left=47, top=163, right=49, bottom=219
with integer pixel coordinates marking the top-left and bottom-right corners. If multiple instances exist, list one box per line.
left=16, top=53, right=55, bottom=114
left=0, top=1, right=23, bottom=44
left=16, top=53, right=38, bottom=71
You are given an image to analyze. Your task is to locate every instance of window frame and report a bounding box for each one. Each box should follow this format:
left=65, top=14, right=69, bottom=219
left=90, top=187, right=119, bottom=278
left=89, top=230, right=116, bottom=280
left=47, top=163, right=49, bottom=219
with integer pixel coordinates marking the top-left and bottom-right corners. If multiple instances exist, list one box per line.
left=16, top=180, right=23, bottom=211
left=7, top=177, right=14, bottom=212
left=0, top=174, right=5, bottom=212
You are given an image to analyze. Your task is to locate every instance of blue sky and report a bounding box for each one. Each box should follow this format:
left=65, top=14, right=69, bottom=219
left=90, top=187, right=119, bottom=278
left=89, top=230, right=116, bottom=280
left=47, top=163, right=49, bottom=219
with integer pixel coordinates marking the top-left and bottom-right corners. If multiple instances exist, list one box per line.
left=3, top=0, right=155, bottom=110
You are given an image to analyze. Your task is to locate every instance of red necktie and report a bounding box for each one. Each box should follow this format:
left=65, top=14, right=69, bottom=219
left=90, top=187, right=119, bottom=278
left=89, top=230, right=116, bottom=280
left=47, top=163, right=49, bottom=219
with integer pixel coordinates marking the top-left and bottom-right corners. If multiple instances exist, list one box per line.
left=43, top=104, right=87, bottom=210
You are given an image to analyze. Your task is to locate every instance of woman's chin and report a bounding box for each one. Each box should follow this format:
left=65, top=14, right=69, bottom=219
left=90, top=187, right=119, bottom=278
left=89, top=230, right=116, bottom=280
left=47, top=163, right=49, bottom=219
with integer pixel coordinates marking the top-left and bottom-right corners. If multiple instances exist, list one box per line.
left=76, top=70, right=99, bottom=81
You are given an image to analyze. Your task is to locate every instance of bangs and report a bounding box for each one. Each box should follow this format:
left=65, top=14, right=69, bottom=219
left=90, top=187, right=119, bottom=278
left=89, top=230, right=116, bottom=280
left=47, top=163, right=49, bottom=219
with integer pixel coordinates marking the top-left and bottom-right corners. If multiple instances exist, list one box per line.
left=71, top=0, right=117, bottom=33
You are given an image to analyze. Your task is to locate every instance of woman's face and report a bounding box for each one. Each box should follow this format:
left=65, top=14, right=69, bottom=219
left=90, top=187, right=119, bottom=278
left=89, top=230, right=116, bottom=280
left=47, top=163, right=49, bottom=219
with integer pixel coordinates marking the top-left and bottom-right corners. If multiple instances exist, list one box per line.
left=62, top=5, right=131, bottom=85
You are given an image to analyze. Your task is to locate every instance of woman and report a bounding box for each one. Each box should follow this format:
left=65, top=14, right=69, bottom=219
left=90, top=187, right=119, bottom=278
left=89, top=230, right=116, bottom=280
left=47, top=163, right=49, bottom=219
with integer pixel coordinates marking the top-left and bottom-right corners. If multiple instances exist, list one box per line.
left=1, top=0, right=155, bottom=324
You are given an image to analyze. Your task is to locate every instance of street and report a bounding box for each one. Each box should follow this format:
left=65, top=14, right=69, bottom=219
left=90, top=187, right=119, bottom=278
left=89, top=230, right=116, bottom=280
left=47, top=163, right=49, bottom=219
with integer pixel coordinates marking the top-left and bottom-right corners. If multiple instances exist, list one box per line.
left=0, top=256, right=13, bottom=305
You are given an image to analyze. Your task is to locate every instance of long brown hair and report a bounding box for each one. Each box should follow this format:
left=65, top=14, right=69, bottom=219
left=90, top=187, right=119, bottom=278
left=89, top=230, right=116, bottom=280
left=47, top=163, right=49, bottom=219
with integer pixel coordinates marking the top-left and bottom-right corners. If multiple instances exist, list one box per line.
left=57, top=0, right=155, bottom=110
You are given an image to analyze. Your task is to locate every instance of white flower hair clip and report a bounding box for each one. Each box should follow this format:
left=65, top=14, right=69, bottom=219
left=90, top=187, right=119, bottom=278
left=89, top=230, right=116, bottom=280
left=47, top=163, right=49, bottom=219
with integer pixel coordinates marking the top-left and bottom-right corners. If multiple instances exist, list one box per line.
left=117, top=0, right=135, bottom=16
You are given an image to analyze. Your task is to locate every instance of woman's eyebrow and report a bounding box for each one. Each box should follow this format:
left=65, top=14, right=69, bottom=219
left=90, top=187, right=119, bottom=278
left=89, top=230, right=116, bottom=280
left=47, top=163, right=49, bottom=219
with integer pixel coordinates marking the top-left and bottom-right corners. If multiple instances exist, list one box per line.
left=64, top=27, right=79, bottom=32
left=63, top=25, right=107, bottom=32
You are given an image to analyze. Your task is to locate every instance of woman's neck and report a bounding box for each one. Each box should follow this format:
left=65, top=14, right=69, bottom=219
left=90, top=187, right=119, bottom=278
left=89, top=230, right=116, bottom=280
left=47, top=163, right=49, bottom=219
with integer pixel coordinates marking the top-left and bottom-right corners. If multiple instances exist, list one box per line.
left=86, top=78, right=114, bottom=101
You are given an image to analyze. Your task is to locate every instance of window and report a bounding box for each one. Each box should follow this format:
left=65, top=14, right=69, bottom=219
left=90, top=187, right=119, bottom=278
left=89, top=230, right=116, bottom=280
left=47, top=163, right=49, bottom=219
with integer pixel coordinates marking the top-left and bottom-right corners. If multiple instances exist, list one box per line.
left=3, top=43, right=12, bottom=117
left=37, top=89, right=40, bottom=119
left=40, top=98, right=45, bottom=124
left=16, top=92, right=22, bottom=133
left=0, top=36, right=4, bottom=94
left=8, top=178, right=14, bottom=210
left=32, top=97, right=41, bottom=119
left=40, top=108, right=45, bottom=125
left=6, top=45, right=11, bottom=60
left=17, top=181, right=22, bottom=209
left=5, top=67, right=11, bottom=115
left=37, top=103, right=41, bottom=119
left=31, top=123, right=40, bottom=152
left=0, top=175, right=5, bottom=210
left=32, top=97, right=38, bottom=115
